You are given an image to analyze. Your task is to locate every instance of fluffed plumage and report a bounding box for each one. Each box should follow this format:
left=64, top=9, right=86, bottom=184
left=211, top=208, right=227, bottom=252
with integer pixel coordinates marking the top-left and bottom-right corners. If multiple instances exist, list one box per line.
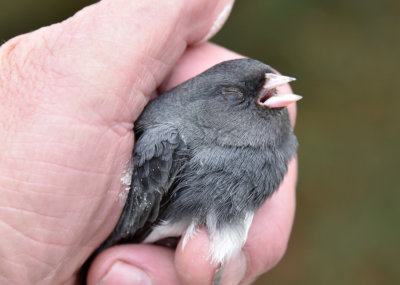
left=101, top=58, right=300, bottom=265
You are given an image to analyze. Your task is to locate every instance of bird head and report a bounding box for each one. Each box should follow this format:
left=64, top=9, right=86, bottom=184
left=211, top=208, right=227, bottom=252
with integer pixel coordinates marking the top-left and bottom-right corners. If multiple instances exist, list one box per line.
left=190, top=58, right=301, bottom=111
left=177, top=59, right=301, bottom=146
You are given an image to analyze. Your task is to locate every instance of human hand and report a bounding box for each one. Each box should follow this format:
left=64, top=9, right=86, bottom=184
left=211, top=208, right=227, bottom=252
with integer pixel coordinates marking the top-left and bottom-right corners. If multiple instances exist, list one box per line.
left=0, top=0, right=297, bottom=284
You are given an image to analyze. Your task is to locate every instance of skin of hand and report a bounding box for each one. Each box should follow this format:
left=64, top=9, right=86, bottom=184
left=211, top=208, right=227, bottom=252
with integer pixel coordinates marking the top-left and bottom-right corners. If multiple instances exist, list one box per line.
left=0, top=0, right=297, bottom=284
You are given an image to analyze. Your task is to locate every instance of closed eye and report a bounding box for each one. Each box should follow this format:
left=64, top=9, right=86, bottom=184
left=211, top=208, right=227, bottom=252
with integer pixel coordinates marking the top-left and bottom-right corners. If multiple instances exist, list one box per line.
left=222, top=87, right=243, bottom=102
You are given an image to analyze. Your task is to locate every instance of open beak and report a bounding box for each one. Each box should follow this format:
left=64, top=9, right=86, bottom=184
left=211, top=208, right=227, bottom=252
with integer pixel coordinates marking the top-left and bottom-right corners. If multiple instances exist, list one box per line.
left=257, top=73, right=302, bottom=108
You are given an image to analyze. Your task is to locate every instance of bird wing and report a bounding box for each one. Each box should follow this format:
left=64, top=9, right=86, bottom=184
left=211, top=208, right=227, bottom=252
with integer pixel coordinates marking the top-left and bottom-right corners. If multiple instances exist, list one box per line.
left=102, top=124, right=184, bottom=247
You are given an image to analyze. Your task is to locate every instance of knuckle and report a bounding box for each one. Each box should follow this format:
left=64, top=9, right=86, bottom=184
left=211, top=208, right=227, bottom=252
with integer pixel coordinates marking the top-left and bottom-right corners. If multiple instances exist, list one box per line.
left=1, top=34, right=43, bottom=95
left=0, top=28, right=69, bottom=121
left=0, top=26, right=68, bottom=91
left=0, top=35, right=27, bottom=93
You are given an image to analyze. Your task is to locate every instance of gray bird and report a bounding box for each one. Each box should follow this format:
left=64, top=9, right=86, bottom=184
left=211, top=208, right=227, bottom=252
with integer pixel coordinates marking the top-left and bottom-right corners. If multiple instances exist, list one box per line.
left=102, top=58, right=301, bottom=279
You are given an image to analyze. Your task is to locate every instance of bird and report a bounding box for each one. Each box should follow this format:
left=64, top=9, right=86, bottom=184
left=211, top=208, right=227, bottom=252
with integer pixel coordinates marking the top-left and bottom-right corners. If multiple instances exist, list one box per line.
left=101, top=58, right=301, bottom=280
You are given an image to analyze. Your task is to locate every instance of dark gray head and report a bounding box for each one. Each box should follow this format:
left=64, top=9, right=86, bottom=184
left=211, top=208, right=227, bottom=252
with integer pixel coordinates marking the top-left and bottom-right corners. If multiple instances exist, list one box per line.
left=175, top=58, right=301, bottom=147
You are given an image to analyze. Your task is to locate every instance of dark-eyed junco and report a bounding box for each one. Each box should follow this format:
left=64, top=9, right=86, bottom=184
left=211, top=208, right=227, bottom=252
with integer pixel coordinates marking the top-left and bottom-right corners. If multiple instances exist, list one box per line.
left=102, top=58, right=301, bottom=272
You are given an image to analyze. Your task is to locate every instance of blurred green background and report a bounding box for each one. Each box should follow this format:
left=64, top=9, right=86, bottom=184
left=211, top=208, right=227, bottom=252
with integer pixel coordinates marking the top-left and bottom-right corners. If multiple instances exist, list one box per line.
left=2, top=0, right=399, bottom=284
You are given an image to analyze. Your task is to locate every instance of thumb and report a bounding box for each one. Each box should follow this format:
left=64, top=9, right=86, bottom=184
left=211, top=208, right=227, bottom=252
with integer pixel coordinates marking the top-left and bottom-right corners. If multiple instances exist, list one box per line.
left=1, top=0, right=234, bottom=121
left=0, top=1, right=234, bottom=284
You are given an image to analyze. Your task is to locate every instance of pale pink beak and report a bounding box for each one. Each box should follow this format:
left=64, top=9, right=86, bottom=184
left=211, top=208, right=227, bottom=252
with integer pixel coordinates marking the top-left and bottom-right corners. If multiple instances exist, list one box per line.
left=258, top=73, right=302, bottom=108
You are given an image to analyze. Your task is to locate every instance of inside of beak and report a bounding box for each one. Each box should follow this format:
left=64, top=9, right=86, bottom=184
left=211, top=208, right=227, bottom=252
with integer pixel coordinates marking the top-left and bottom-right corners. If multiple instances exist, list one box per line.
left=257, top=73, right=302, bottom=108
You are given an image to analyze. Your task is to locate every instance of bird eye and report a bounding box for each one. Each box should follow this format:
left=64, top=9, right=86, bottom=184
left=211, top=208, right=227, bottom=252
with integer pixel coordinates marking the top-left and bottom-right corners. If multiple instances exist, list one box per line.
left=222, top=87, right=243, bottom=102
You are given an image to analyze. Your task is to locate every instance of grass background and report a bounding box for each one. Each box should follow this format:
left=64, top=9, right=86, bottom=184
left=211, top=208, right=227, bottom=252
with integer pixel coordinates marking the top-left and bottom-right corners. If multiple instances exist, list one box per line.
left=2, top=1, right=399, bottom=284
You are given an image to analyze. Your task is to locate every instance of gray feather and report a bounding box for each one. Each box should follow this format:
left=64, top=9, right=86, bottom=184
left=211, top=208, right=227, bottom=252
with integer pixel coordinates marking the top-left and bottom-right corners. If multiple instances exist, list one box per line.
left=101, top=124, right=185, bottom=247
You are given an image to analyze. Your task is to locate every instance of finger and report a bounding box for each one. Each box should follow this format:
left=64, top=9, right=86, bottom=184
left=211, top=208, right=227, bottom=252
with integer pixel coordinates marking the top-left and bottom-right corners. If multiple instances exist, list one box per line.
left=175, top=229, right=248, bottom=285
left=242, top=158, right=298, bottom=284
left=175, top=229, right=217, bottom=285
left=87, top=244, right=180, bottom=285
left=1, top=0, right=234, bottom=122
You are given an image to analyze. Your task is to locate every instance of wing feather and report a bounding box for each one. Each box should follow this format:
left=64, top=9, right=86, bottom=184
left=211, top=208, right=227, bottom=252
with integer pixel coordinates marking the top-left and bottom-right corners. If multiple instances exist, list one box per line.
left=101, top=125, right=184, bottom=248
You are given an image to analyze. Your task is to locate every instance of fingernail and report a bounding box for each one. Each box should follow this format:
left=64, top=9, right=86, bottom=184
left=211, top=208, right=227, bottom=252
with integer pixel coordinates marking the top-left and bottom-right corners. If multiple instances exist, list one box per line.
left=199, top=0, right=235, bottom=43
left=222, top=252, right=247, bottom=285
left=98, top=261, right=153, bottom=285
